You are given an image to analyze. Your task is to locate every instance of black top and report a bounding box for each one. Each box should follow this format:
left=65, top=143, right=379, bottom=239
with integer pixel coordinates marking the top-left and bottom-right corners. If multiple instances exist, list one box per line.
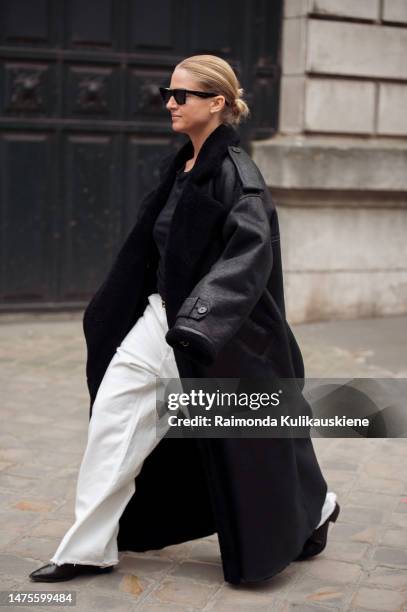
left=153, top=166, right=191, bottom=299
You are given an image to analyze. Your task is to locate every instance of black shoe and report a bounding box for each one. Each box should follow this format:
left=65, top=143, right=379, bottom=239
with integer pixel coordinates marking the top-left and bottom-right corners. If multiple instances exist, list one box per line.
left=29, top=562, right=114, bottom=582
left=295, top=501, right=340, bottom=561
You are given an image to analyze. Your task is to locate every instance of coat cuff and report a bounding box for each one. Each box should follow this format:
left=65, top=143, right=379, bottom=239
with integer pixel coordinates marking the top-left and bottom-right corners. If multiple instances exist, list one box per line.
left=165, top=325, right=217, bottom=367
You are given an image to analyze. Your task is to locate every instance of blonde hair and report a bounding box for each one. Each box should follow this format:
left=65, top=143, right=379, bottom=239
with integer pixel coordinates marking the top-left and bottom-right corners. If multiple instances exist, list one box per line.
left=176, top=54, right=250, bottom=126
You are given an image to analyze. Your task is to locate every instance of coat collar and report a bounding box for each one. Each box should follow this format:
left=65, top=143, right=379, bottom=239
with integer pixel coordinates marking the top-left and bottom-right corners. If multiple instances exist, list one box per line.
left=160, top=122, right=241, bottom=185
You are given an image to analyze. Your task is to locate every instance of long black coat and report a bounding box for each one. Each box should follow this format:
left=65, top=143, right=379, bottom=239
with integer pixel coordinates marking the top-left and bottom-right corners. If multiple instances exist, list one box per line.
left=82, top=123, right=327, bottom=585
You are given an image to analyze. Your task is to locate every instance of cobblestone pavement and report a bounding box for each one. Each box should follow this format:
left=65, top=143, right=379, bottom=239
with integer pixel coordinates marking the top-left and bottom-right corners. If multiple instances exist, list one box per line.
left=0, top=312, right=406, bottom=611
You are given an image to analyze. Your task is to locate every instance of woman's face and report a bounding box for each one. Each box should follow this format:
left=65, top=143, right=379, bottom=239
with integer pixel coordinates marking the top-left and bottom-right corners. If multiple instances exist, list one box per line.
left=166, top=67, right=225, bottom=136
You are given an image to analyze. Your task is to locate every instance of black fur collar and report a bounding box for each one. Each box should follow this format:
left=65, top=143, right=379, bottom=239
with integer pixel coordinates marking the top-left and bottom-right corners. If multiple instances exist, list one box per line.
left=163, top=123, right=241, bottom=185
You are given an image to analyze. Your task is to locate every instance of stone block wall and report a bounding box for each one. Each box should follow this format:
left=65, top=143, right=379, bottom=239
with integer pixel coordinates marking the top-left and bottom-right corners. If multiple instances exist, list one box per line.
left=253, top=0, right=407, bottom=323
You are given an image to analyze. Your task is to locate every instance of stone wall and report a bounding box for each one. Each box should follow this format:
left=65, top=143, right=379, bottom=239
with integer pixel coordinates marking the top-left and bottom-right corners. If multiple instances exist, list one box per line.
left=252, top=0, right=407, bottom=323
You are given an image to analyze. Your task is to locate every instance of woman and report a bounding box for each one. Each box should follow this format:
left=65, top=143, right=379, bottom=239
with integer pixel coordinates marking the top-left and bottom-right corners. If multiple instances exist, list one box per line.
left=29, top=55, right=339, bottom=585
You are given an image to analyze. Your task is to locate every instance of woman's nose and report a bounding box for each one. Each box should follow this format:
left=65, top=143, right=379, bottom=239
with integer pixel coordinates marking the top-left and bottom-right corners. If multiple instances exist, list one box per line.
left=166, top=97, right=178, bottom=110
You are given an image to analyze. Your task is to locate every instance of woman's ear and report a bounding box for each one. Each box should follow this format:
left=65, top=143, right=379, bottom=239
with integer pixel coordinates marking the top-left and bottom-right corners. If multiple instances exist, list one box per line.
left=211, top=95, right=226, bottom=114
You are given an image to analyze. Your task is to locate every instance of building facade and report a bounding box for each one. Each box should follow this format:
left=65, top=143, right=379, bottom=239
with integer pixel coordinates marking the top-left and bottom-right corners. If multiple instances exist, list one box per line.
left=254, top=0, right=407, bottom=322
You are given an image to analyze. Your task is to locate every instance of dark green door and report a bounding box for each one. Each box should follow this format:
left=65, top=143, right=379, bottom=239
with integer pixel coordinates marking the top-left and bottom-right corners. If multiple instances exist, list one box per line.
left=0, top=0, right=282, bottom=310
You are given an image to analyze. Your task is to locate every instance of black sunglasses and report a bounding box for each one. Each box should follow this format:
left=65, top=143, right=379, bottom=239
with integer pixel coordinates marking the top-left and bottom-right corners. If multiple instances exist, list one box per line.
left=159, top=87, right=221, bottom=105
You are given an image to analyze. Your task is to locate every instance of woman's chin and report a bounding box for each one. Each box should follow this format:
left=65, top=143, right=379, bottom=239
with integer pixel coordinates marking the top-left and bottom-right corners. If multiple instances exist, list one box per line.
left=171, top=123, right=187, bottom=135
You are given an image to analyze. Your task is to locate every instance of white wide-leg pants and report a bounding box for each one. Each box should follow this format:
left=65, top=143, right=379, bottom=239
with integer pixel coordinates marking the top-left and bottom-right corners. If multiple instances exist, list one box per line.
left=50, top=291, right=336, bottom=567
left=50, top=293, right=181, bottom=567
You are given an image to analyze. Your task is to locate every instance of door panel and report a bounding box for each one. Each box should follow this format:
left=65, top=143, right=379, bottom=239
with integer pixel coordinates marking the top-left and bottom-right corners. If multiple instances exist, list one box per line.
left=0, top=0, right=282, bottom=309
left=0, top=132, right=55, bottom=302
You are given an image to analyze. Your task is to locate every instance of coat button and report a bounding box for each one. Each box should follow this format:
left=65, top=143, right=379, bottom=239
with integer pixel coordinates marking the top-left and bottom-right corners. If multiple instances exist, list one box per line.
left=197, top=305, right=207, bottom=314
left=180, top=340, right=190, bottom=347
left=231, top=146, right=241, bottom=153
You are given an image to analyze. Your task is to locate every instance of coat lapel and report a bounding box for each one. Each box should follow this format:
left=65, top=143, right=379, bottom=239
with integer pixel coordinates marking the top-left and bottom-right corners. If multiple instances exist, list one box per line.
left=135, top=124, right=241, bottom=317
left=163, top=124, right=241, bottom=317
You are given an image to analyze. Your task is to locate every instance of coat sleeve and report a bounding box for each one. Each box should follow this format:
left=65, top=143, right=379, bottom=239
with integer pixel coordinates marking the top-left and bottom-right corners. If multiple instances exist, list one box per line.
left=165, top=193, right=273, bottom=366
